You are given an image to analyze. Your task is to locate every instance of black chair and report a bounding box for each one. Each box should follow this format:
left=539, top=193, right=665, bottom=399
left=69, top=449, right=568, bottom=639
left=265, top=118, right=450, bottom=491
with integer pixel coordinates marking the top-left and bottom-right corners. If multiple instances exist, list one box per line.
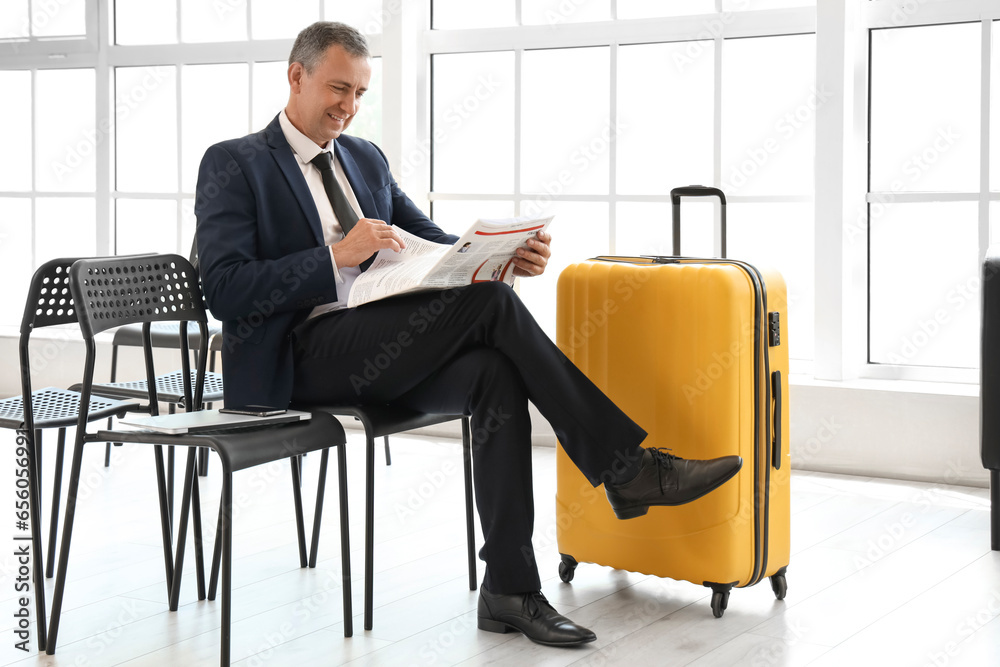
left=300, top=405, right=476, bottom=631
left=46, top=254, right=353, bottom=666
left=0, top=258, right=138, bottom=650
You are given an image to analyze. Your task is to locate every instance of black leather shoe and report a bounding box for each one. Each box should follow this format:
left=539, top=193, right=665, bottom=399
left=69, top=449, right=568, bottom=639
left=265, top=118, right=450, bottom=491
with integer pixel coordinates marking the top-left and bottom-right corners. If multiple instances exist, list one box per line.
left=478, top=586, right=596, bottom=647
left=605, top=448, right=742, bottom=520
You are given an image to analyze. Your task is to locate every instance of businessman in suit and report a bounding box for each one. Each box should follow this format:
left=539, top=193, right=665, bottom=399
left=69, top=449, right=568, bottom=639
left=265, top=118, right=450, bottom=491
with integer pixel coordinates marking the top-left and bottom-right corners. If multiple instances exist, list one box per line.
left=196, top=21, right=741, bottom=647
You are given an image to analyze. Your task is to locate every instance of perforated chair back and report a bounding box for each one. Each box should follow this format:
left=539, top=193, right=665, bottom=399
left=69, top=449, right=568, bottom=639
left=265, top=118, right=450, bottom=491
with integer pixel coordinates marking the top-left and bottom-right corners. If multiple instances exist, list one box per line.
left=17, top=258, right=86, bottom=435
left=69, top=254, right=209, bottom=415
left=20, top=258, right=81, bottom=334
left=70, top=254, right=207, bottom=337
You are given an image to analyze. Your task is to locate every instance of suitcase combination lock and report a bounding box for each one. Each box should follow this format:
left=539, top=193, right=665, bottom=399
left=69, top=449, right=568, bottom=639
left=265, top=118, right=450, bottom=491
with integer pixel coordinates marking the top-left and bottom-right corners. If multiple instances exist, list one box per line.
left=768, top=312, right=780, bottom=347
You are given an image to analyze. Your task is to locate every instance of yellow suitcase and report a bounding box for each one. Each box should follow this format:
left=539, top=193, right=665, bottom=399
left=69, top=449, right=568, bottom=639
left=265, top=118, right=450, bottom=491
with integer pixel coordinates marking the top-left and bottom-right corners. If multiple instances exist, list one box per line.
left=554, top=186, right=790, bottom=617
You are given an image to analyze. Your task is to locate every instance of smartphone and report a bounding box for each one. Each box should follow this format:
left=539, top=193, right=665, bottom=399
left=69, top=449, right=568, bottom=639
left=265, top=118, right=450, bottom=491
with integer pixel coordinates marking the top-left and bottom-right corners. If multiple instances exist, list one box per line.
left=219, top=405, right=287, bottom=417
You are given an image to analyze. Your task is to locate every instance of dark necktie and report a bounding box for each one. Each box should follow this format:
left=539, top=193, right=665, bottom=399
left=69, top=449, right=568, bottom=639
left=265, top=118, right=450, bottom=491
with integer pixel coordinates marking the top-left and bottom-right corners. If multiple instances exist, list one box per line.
left=310, top=151, right=359, bottom=236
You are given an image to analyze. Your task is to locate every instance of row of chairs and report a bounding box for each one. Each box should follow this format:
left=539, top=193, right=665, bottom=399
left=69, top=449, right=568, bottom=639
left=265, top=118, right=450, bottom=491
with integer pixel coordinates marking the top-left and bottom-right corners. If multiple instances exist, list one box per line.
left=6, top=254, right=477, bottom=666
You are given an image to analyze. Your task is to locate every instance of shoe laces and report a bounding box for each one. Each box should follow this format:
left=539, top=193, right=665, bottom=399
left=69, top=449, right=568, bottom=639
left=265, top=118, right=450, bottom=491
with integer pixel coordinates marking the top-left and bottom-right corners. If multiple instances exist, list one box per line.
left=648, top=447, right=679, bottom=494
left=522, top=591, right=553, bottom=620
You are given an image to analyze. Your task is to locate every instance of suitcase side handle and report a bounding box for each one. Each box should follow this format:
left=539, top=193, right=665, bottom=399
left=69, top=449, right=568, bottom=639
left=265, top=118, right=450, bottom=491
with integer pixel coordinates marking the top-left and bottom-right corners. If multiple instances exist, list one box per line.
left=670, top=185, right=727, bottom=258
left=771, top=370, right=782, bottom=470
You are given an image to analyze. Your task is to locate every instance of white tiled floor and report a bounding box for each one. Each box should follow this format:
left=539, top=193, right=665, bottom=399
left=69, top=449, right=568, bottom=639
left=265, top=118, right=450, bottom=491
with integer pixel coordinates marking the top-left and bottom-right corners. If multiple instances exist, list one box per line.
left=0, top=429, right=996, bottom=666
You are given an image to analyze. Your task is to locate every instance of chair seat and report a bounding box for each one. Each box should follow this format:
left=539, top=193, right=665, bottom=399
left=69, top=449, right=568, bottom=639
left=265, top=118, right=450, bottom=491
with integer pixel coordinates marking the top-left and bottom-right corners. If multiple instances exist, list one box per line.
left=299, top=404, right=466, bottom=439
left=0, top=388, right=138, bottom=430
left=81, top=371, right=225, bottom=405
left=112, top=322, right=221, bottom=350
left=97, top=411, right=345, bottom=472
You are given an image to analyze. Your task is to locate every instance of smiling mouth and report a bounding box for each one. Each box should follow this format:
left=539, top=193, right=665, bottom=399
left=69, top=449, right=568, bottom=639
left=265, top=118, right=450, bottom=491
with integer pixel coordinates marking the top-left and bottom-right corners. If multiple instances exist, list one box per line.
left=328, top=113, right=348, bottom=122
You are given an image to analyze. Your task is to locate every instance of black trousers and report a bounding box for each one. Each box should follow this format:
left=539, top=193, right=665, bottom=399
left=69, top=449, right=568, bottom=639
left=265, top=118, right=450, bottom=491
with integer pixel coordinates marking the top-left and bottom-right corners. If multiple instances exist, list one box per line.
left=291, top=281, right=647, bottom=594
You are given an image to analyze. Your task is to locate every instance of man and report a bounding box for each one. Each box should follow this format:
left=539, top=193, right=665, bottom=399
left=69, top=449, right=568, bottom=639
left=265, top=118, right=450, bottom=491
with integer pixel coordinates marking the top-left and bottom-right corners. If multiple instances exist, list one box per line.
left=196, top=21, right=741, bottom=647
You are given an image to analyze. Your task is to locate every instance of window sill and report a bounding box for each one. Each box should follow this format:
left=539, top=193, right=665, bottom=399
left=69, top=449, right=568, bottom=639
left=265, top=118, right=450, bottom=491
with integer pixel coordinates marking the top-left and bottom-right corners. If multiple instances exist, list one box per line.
left=788, top=373, right=979, bottom=398
left=0, top=325, right=116, bottom=343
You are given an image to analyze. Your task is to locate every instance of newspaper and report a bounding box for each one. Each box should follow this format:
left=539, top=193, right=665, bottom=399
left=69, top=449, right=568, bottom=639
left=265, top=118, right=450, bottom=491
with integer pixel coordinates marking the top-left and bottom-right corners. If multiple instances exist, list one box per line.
left=347, top=215, right=554, bottom=307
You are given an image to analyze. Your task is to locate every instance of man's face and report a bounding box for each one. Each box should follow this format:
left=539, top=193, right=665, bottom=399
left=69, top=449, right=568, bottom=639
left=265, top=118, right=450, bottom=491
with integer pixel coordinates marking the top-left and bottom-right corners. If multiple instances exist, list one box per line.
left=286, top=45, right=371, bottom=147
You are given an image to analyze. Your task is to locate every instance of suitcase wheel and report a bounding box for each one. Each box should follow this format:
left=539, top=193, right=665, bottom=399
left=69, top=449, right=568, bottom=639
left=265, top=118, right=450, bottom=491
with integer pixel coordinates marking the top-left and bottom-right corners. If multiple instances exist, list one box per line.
left=705, top=582, right=733, bottom=618
left=770, top=573, right=787, bottom=601
left=710, top=590, right=730, bottom=618
left=558, top=554, right=578, bottom=583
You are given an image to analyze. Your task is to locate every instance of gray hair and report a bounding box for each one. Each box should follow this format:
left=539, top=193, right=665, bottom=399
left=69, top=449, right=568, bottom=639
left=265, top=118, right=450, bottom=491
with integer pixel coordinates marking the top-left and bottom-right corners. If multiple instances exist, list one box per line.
left=289, top=22, right=370, bottom=72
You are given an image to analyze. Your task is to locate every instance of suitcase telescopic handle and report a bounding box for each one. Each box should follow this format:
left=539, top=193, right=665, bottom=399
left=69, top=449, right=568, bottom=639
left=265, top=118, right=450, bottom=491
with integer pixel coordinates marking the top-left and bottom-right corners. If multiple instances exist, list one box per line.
left=670, top=185, right=727, bottom=258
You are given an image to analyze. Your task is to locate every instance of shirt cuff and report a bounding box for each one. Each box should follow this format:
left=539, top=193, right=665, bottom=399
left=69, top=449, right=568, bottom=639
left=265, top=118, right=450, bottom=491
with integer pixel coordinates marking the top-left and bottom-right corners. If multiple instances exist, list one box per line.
left=329, top=246, right=344, bottom=285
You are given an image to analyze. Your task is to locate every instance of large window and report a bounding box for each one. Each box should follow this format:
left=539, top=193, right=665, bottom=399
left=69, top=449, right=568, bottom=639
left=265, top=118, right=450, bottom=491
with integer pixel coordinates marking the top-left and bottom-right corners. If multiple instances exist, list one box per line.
left=866, top=17, right=996, bottom=378
left=0, top=0, right=384, bottom=328
left=6, top=0, right=998, bottom=386
left=429, top=3, right=817, bottom=364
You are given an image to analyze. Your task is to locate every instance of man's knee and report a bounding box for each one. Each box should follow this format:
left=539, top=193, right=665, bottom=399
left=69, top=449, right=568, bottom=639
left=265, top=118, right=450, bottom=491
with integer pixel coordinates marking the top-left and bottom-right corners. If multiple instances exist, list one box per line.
left=468, top=280, right=517, bottom=305
left=462, top=348, right=518, bottom=381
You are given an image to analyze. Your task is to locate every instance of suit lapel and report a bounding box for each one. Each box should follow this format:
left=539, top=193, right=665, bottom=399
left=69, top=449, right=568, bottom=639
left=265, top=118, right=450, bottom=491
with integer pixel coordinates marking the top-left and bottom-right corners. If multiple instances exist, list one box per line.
left=264, top=117, right=326, bottom=247
left=334, top=140, right=378, bottom=220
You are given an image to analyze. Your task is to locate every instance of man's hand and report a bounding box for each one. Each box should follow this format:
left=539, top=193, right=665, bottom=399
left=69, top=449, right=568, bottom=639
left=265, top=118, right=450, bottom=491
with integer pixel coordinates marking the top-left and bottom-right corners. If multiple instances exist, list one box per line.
left=330, top=218, right=406, bottom=268
left=512, top=230, right=551, bottom=278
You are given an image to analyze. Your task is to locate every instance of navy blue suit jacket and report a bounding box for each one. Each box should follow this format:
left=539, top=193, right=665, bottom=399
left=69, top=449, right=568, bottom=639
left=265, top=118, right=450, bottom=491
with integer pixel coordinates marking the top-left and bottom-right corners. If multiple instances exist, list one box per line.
left=195, top=115, right=458, bottom=408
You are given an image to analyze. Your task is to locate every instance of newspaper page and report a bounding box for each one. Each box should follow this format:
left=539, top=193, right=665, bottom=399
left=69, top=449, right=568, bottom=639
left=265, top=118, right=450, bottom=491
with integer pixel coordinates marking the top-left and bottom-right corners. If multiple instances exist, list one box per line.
left=347, top=215, right=553, bottom=307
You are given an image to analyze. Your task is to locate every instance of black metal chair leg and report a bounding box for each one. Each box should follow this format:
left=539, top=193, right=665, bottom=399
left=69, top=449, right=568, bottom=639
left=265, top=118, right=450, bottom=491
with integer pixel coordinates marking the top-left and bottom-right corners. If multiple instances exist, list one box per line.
left=208, top=506, right=223, bottom=601
left=308, top=449, right=330, bottom=568
left=364, top=431, right=375, bottom=631
left=384, top=436, right=391, bottom=466
left=153, top=445, right=175, bottom=600
left=104, top=345, right=119, bottom=467
left=46, top=437, right=87, bottom=655
left=191, top=456, right=206, bottom=601
left=336, top=443, right=353, bottom=637
left=291, top=456, right=308, bottom=568
left=167, top=404, right=177, bottom=526
left=991, top=469, right=999, bottom=551
left=169, top=449, right=198, bottom=611
left=20, top=430, right=48, bottom=651
left=45, top=428, right=67, bottom=579
left=34, top=429, right=42, bottom=524
left=109, top=342, right=119, bottom=383
left=167, top=445, right=175, bottom=531
left=198, top=446, right=209, bottom=477
left=462, top=417, right=476, bottom=590
left=220, top=473, right=233, bottom=667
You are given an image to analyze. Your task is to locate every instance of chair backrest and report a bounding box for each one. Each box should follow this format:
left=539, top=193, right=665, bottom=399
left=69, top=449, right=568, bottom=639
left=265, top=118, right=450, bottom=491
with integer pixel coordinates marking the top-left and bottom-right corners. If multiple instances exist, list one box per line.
left=70, top=254, right=207, bottom=337
left=20, top=257, right=83, bottom=335
left=69, top=254, right=209, bottom=415
left=17, top=258, right=86, bottom=434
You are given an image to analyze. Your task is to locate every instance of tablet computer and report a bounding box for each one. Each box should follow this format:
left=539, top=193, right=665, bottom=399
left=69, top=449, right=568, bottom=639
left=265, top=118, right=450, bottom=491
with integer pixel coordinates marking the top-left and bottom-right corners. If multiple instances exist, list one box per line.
left=119, top=409, right=311, bottom=435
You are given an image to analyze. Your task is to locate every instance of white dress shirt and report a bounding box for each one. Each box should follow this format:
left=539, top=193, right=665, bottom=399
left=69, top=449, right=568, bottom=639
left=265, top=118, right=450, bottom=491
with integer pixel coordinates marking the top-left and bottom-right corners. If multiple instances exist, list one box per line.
left=278, top=109, right=363, bottom=317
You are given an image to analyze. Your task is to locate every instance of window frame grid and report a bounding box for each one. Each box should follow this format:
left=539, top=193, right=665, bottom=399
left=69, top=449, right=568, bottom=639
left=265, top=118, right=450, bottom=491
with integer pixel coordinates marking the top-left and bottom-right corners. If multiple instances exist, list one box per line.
left=860, top=0, right=1000, bottom=383
left=426, top=0, right=817, bottom=367
left=0, top=0, right=385, bottom=334
left=0, top=0, right=99, bottom=56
